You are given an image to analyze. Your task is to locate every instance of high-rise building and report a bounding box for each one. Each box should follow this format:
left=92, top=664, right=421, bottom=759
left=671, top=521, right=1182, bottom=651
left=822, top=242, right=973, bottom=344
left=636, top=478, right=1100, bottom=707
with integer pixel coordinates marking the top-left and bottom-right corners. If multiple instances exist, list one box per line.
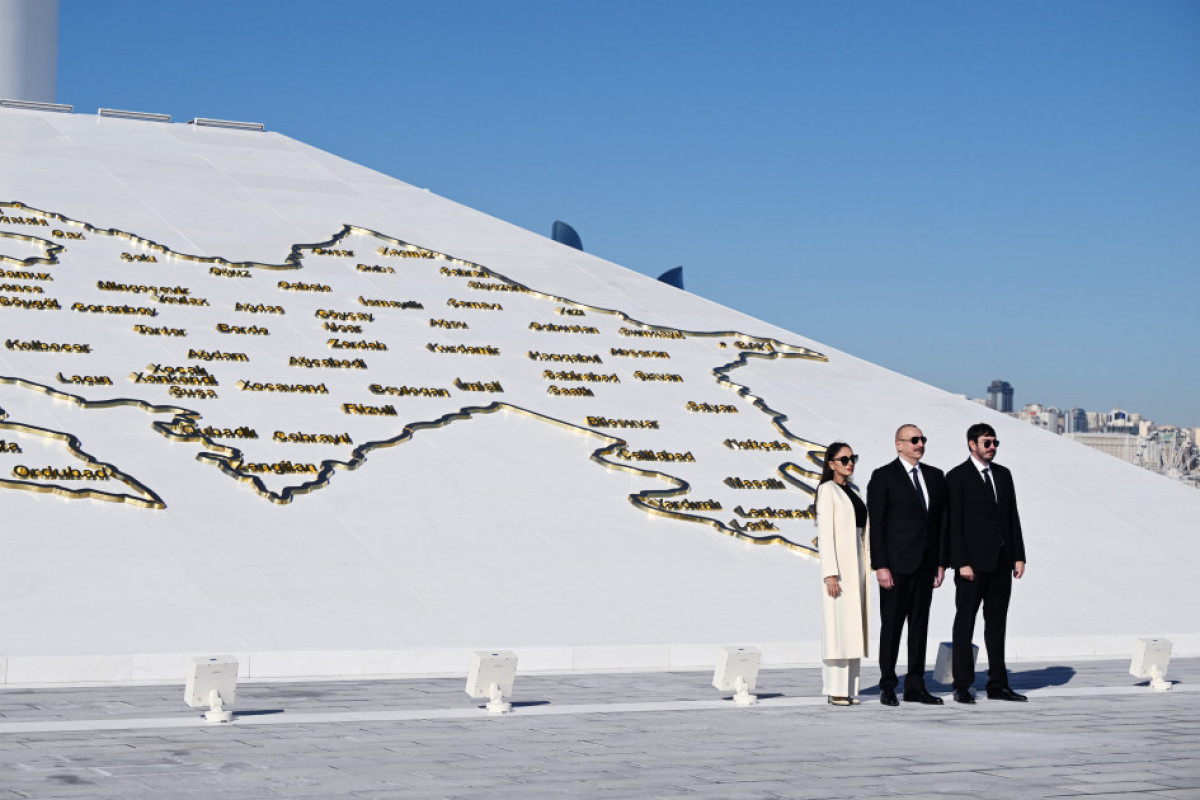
left=987, top=380, right=1014, bottom=413
left=1066, top=408, right=1088, bottom=433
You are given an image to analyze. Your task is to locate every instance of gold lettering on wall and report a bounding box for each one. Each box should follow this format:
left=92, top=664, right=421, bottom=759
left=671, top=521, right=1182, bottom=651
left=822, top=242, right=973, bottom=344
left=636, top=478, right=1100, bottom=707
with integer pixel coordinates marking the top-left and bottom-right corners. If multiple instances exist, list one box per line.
left=342, top=403, right=398, bottom=415
left=586, top=417, right=659, bottom=429
left=454, top=378, right=503, bottom=392
left=447, top=298, right=501, bottom=310
left=278, top=281, right=331, bottom=292
left=528, top=351, right=602, bottom=363
left=5, top=339, right=90, bottom=353
left=529, top=322, right=600, bottom=334
left=610, top=348, right=670, bottom=358
left=217, top=323, right=268, bottom=335
left=547, top=385, right=594, bottom=397
left=619, top=327, right=685, bottom=339
left=369, top=384, right=451, bottom=398
left=687, top=402, right=738, bottom=413
left=1, top=297, right=60, bottom=310
left=724, top=439, right=792, bottom=451
left=724, top=477, right=786, bottom=489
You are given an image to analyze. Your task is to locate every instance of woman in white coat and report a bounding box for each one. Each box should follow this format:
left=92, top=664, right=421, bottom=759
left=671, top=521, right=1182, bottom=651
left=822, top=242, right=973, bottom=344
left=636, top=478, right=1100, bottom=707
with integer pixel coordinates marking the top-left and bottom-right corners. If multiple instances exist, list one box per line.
left=816, top=441, right=871, bottom=706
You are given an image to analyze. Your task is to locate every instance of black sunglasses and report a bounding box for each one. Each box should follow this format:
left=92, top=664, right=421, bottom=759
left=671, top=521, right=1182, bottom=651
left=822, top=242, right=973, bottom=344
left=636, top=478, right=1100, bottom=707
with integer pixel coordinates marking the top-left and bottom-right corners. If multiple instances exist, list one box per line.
left=831, top=454, right=859, bottom=465
left=978, top=439, right=1000, bottom=448
left=899, top=436, right=927, bottom=445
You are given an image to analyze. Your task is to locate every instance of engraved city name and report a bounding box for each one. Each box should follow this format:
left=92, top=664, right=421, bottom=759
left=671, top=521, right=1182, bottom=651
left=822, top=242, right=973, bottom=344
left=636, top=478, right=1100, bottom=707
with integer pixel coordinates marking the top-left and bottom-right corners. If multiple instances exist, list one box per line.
left=528, top=351, right=603, bottom=363
left=5, top=339, right=90, bottom=353
left=209, top=267, right=251, bottom=278
left=278, top=281, right=331, bottom=292
left=12, top=465, right=110, bottom=480
left=447, top=298, right=501, bottom=310
left=188, top=349, right=248, bottom=362
left=633, top=372, right=683, bottom=382
left=724, top=439, right=792, bottom=451
left=1, top=296, right=59, bottom=310
left=610, top=348, right=670, bottom=358
left=619, top=327, right=685, bottom=339
left=586, top=417, right=659, bottom=429
left=342, top=403, right=398, bottom=415
left=236, top=302, right=284, bottom=314
left=734, top=505, right=813, bottom=519
left=356, top=263, right=395, bottom=274
left=56, top=373, right=112, bottom=385
left=359, top=297, right=423, bottom=309
left=238, top=381, right=329, bottom=394
left=426, top=343, right=500, bottom=355
left=687, top=402, right=738, bottom=413
left=547, top=385, right=593, bottom=396
left=315, top=309, right=374, bottom=321
left=72, top=302, right=156, bottom=315
left=273, top=431, right=353, bottom=445
left=217, top=323, right=268, bottom=335
left=429, top=318, right=467, bottom=329
left=615, top=449, right=695, bottom=462
left=724, top=477, right=786, bottom=489
left=98, top=281, right=190, bottom=295
left=439, top=266, right=488, bottom=278
left=529, top=322, right=600, bottom=334
left=369, top=384, right=451, bottom=398
left=311, top=248, right=353, bottom=257
left=134, top=325, right=186, bottom=336
left=288, top=356, right=367, bottom=369
left=541, top=370, right=619, bottom=382
left=328, top=338, right=387, bottom=350
left=454, top=378, right=503, bottom=392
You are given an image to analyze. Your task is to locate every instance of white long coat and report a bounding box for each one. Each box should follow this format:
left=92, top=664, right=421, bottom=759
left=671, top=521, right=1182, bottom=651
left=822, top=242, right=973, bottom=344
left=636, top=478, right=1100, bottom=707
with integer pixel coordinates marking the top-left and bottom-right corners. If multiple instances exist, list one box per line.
left=816, top=481, right=872, bottom=660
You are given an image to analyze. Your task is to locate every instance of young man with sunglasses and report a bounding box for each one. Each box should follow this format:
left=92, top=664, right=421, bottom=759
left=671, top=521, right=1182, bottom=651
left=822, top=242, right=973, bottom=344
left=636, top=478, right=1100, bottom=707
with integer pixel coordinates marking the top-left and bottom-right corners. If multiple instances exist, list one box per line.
left=944, top=422, right=1028, bottom=704
left=867, top=424, right=948, bottom=707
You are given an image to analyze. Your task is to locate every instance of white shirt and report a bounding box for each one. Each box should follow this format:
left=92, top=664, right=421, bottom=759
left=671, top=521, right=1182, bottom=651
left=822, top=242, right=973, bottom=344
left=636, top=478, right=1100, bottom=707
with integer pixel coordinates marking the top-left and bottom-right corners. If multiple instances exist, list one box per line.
left=898, top=456, right=929, bottom=509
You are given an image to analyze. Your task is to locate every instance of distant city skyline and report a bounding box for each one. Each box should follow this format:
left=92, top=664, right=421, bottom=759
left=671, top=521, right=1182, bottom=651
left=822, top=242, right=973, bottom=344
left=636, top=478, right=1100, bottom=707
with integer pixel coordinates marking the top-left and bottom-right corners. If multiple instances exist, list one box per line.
left=51, top=0, right=1200, bottom=427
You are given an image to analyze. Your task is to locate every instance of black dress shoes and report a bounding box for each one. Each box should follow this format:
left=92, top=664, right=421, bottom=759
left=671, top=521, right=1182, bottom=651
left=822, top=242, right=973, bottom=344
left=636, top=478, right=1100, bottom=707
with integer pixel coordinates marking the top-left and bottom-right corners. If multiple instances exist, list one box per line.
left=952, top=688, right=976, bottom=704
left=903, top=689, right=944, bottom=705
left=987, top=686, right=1028, bottom=702
left=880, top=688, right=900, bottom=706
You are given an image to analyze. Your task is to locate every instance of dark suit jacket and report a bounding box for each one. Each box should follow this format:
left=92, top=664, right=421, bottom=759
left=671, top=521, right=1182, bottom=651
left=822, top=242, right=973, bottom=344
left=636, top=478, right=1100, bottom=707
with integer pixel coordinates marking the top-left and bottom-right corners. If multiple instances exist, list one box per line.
left=943, top=459, right=1026, bottom=572
left=867, top=458, right=947, bottom=575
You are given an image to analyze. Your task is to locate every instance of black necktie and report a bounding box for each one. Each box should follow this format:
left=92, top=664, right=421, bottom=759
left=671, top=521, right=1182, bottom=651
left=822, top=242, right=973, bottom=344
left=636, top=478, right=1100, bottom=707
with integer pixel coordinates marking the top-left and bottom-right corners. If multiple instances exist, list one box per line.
left=911, top=467, right=927, bottom=512
left=982, top=467, right=997, bottom=504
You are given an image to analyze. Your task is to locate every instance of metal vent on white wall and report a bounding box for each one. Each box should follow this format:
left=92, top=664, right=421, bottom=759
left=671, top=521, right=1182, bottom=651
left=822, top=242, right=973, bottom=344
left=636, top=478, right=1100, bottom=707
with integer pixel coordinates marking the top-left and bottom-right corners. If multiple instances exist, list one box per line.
left=98, top=108, right=170, bottom=123
left=0, top=98, right=72, bottom=113
left=188, top=117, right=265, bottom=132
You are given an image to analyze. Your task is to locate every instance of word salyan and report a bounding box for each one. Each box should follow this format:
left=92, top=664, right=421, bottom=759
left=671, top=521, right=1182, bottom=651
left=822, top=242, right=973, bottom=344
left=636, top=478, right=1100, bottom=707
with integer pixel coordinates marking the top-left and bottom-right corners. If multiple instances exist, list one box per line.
left=0, top=202, right=828, bottom=553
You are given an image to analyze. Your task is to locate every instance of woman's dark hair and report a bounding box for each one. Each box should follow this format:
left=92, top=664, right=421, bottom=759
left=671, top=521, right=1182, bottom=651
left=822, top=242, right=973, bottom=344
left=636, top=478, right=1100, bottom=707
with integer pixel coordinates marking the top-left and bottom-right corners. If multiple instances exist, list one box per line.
left=819, top=441, right=852, bottom=485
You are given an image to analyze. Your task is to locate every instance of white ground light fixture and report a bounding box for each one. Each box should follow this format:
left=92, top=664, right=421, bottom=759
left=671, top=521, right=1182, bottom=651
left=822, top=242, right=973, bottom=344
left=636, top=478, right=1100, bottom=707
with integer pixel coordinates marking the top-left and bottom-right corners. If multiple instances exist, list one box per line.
left=185, top=655, right=239, bottom=723
left=713, top=646, right=761, bottom=706
left=466, top=651, right=518, bottom=714
left=1130, top=638, right=1172, bottom=691
left=933, top=641, right=978, bottom=686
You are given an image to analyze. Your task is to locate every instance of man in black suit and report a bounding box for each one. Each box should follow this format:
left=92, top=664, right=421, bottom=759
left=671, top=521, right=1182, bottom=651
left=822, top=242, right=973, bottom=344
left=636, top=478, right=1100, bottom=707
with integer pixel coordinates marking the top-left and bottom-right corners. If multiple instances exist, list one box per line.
left=944, top=422, right=1028, bottom=704
left=867, top=424, right=947, bottom=707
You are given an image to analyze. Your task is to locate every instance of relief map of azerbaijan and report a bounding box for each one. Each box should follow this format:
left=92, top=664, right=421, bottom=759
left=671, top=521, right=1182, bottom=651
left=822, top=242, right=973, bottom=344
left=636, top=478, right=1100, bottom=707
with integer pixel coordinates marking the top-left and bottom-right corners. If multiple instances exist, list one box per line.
left=0, top=201, right=829, bottom=554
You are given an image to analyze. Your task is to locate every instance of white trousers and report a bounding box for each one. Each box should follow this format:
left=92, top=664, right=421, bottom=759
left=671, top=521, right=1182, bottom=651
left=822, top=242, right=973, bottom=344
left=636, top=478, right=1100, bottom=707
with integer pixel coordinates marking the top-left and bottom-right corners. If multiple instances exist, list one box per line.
left=822, top=658, right=861, bottom=697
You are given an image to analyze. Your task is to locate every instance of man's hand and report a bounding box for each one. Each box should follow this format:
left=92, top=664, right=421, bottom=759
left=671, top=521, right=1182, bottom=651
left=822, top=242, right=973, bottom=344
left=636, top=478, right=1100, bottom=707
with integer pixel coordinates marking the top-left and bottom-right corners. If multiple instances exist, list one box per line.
left=1013, top=561, right=1026, bottom=579
left=959, top=565, right=975, bottom=581
left=934, top=566, right=945, bottom=589
left=877, top=567, right=894, bottom=590
left=825, top=576, right=841, bottom=598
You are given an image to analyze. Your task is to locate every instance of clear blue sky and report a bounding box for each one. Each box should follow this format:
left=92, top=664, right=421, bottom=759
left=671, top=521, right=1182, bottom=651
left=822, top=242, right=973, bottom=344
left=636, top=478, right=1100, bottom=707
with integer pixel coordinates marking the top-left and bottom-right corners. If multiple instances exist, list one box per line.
left=56, top=1, right=1200, bottom=427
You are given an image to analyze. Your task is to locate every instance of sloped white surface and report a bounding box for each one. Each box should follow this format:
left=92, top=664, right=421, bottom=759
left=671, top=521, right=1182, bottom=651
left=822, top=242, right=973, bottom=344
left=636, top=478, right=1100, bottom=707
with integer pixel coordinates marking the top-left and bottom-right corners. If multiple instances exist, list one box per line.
left=1, top=108, right=1198, bottom=684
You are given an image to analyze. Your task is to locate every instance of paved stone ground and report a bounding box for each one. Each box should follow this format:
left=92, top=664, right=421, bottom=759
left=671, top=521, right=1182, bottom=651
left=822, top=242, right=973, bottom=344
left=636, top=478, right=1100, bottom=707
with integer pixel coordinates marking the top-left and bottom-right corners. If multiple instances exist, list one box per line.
left=0, top=658, right=1197, bottom=798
